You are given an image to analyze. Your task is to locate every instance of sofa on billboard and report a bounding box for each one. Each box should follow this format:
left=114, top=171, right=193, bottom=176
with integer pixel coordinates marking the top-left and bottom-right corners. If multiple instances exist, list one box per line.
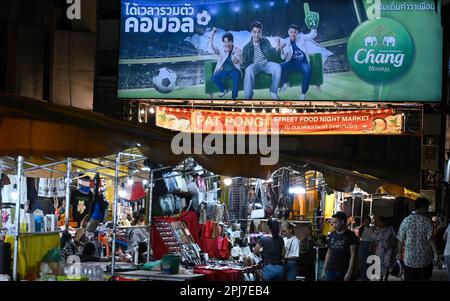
left=204, top=53, right=323, bottom=97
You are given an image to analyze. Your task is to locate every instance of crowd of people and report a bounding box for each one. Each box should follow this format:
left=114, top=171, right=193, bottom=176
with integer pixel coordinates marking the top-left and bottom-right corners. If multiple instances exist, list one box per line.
left=252, top=197, right=450, bottom=281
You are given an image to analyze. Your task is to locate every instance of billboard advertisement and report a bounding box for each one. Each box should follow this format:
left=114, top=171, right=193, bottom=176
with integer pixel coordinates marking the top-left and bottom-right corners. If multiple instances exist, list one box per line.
left=118, top=0, right=442, bottom=102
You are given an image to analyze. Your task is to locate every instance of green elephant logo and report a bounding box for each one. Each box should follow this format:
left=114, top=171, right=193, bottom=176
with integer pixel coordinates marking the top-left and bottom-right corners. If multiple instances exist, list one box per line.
left=347, top=18, right=414, bottom=83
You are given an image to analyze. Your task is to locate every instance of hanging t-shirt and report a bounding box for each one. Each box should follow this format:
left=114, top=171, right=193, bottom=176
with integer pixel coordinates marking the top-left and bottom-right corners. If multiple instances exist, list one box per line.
left=70, top=189, right=92, bottom=227
left=326, top=230, right=359, bottom=272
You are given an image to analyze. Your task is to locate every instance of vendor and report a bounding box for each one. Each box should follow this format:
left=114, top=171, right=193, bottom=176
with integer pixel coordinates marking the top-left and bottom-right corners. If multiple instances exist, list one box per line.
left=253, top=219, right=285, bottom=281
left=127, top=214, right=149, bottom=262
left=281, top=222, right=300, bottom=281
left=80, top=242, right=101, bottom=262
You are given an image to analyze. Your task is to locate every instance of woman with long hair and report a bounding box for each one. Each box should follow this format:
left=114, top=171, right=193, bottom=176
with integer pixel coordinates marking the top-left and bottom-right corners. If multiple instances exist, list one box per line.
left=282, top=222, right=300, bottom=281
left=254, top=219, right=285, bottom=281
left=358, top=215, right=375, bottom=281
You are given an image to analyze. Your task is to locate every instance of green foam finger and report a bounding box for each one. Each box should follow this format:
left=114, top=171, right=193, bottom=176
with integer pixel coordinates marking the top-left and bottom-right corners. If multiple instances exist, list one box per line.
left=304, top=2, right=310, bottom=16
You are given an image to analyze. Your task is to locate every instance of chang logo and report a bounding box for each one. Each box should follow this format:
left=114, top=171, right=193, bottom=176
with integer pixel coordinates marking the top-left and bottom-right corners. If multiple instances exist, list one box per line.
left=347, top=18, right=414, bottom=83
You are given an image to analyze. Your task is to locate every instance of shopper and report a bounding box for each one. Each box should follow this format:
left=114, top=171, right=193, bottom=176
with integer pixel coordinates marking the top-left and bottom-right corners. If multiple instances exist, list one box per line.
left=281, top=222, right=300, bottom=281
left=358, top=215, right=375, bottom=281
left=443, top=222, right=450, bottom=281
left=321, top=211, right=358, bottom=281
left=397, top=198, right=439, bottom=281
left=373, top=216, right=396, bottom=281
left=254, top=219, right=285, bottom=281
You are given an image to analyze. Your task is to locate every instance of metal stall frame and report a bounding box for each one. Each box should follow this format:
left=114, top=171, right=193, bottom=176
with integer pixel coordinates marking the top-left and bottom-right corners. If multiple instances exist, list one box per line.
left=4, top=153, right=152, bottom=281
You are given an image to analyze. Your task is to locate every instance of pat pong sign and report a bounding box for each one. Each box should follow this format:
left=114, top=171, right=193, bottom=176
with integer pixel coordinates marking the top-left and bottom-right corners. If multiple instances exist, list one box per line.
left=156, top=107, right=404, bottom=135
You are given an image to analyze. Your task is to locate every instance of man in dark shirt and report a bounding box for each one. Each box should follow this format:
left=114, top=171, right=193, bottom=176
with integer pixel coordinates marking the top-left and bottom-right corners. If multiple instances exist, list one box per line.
left=321, top=211, right=358, bottom=281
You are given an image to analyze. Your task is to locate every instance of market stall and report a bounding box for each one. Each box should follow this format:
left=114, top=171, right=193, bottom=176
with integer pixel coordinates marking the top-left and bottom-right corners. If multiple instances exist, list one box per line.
left=0, top=93, right=423, bottom=282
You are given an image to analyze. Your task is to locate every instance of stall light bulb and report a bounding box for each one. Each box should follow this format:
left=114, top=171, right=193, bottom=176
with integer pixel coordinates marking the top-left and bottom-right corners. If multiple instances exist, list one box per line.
left=127, top=178, right=134, bottom=185
left=118, top=190, right=127, bottom=198
left=261, top=108, right=266, bottom=114
left=289, top=187, right=306, bottom=194
left=251, top=108, right=256, bottom=113
left=149, top=107, right=155, bottom=114
left=223, top=178, right=232, bottom=186
left=271, top=108, right=277, bottom=114
left=241, top=108, right=246, bottom=113
left=140, top=109, right=145, bottom=115
left=143, top=180, right=149, bottom=185
left=293, top=108, right=297, bottom=113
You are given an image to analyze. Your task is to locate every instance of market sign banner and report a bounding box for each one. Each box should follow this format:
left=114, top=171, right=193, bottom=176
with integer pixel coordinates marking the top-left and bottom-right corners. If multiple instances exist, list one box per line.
left=156, top=107, right=404, bottom=135
left=118, top=0, right=442, bottom=102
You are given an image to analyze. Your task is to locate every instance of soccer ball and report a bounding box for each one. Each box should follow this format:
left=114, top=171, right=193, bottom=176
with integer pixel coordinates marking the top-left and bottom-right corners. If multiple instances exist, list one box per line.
left=153, top=67, right=177, bottom=94
left=196, top=10, right=211, bottom=26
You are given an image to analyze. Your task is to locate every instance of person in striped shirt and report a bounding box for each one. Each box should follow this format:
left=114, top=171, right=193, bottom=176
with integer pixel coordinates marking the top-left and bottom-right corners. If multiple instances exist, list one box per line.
left=242, top=21, right=282, bottom=100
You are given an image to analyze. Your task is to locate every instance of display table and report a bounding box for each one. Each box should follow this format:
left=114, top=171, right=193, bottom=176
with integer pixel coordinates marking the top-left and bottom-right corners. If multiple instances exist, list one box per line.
left=115, top=269, right=206, bottom=281
left=151, top=211, right=200, bottom=259
left=6, top=232, right=60, bottom=280
left=194, top=266, right=243, bottom=281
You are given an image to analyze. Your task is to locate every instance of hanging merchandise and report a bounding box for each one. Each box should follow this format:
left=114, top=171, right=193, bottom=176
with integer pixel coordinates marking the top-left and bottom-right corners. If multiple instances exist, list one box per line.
left=219, top=178, right=229, bottom=207
left=86, top=173, right=109, bottom=232
left=228, top=178, right=247, bottom=225
left=26, top=178, right=38, bottom=213
left=158, top=194, right=175, bottom=216
left=199, top=204, right=207, bottom=225
left=123, top=178, right=146, bottom=201
left=1, top=175, right=27, bottom=206
left=196, top=175, right=207, bottom=203
left=38, top=178, right=65, bottom=198
left=275, top=169, right=291, bottom=219
left=250, top=181, right=265, bottom=219
left=1, top=174, right=11, bottom=186
left=70, top=177, right=92, bottom=228
left=216, top=235, right=230, bottom=259
left=186, top=176, right=200, bottom=211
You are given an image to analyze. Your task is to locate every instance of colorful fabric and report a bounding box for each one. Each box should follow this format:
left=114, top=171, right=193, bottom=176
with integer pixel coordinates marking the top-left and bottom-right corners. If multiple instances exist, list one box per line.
left=6, top=233, right=60, bottom=279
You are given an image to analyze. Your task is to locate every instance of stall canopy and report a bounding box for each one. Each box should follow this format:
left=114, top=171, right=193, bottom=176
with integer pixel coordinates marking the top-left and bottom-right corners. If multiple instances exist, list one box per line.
left=0, top=92, right=419, bottom=196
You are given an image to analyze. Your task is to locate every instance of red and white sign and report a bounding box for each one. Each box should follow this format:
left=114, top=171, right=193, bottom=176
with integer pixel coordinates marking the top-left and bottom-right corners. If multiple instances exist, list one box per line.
left=156, top=107, right=404, bottom=135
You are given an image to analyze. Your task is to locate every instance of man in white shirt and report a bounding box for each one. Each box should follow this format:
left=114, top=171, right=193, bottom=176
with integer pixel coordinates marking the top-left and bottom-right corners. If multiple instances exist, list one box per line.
left=278, top=24, right=317, bottom=100
left=278, top=3, right=320, bottom=100
left=209, top=28, right=243, bottom=100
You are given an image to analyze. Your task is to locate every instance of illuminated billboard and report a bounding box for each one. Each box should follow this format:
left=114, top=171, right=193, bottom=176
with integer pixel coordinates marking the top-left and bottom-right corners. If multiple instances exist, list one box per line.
left=118, top=0, right=442, bottom=102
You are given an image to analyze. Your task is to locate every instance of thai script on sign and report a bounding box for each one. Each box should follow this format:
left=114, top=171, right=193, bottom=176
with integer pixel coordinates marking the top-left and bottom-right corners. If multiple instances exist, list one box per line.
left=375, top=2, right=436, bottom=11
left=123, top=2, right=196, bottom=33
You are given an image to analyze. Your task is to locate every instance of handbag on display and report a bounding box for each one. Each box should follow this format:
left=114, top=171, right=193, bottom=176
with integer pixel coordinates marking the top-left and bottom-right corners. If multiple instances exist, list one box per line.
left=216, top=236, right=230, bottom=259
